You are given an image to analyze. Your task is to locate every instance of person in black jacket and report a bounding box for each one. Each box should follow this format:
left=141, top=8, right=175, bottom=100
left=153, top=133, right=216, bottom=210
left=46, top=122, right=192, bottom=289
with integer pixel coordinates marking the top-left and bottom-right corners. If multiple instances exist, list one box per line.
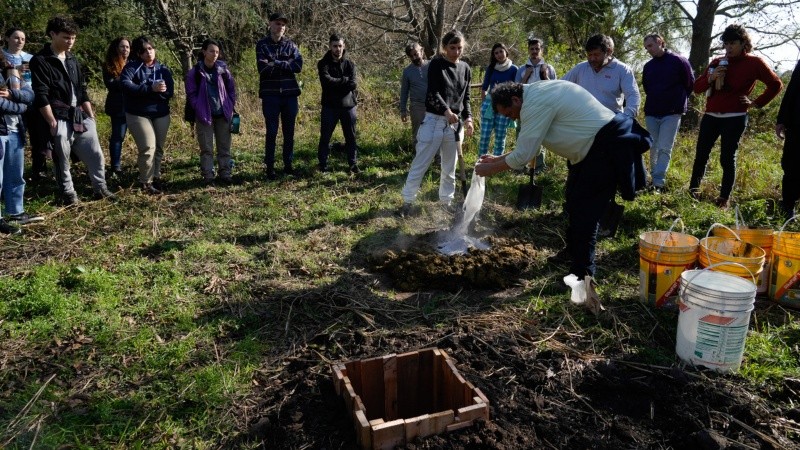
left=777, top=60, right=800, bottom=218
left=102, top=37, right=130, bottom=176
left=317, top=34, right=359, bottom=174
left=29, top=16, right=113, bottom=205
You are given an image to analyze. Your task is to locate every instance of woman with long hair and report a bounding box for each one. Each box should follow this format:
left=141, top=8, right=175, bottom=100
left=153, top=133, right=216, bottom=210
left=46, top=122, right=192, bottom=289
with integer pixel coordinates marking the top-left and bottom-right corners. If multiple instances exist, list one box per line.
left=120, top=36, right=174, bottom=195
left=102, top=37, right=130, bottom=176
left=400, top=30, right=474, bottom=215
left=478, top=43, right=517, bottom=156
left=690, top=24, right=783, bottom=208
left=186, top=39, right=237, bottom=186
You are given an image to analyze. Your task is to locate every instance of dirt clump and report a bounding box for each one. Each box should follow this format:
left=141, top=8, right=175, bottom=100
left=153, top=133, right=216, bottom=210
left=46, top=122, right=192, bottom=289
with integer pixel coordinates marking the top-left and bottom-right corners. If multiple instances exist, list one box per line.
left=370, top=233, right=538, bottom=291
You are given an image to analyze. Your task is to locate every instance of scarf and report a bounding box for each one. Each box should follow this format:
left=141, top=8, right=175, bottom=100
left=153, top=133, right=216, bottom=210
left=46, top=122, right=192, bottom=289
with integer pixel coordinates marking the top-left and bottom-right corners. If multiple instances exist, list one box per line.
left=494, top=59, right=513, bottom=72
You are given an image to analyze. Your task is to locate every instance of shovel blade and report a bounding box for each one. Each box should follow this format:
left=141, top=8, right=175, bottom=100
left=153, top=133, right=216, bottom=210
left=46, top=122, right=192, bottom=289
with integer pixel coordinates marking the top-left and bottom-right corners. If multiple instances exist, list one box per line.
left=516, top=183, right=543, bottom=210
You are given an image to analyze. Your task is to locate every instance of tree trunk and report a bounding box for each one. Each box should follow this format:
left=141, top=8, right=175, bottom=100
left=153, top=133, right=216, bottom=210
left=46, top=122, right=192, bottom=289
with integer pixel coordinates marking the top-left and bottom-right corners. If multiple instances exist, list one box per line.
left=683, top=0, right=718, bottom=128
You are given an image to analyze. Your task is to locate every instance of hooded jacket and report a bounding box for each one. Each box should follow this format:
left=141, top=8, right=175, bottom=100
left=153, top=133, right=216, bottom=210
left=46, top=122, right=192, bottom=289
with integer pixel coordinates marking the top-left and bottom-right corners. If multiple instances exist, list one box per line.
left=186, top=60, right=237, bottom=125
left=0, top=73, right=33, bottom=139
left=29, top=44, right=90, bottom=120
left=120, top=58, right=174, bottom=118
left=317, top=50, right=357, bottom=108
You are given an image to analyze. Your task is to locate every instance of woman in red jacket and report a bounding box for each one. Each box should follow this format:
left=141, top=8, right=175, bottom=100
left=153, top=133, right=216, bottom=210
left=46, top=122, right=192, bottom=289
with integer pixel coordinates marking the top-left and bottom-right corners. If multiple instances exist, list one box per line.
left=689, top=24, right=783, bottom=208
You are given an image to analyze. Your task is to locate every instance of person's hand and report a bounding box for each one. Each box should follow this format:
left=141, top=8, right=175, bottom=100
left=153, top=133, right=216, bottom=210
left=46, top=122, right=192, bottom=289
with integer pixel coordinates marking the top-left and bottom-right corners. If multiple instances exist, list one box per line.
left=465, top=119, right=474, bottom=137
left=540, top=65, right=549, bottom=80
left=740, top=96, right=754, bottom=108
left=777, top=123, right=786, bottom=140
left=48, top=119, right=58, bottom=136
left=523, top=66, right=533, bottom=83
left=445, top=109, right=458, bottom=125
left=0, top=87, right=8, bottom=98
left=152, top=80, right=166, bottom=93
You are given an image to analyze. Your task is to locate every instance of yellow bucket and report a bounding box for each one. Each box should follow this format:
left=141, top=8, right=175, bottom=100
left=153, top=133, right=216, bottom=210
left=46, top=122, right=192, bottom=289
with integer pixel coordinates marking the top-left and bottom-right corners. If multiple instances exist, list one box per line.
left=713, top=224, right=773, bottom=296
left=639, top=221, right=699, bottom=308
left=769, top=217, right=800, bottom=309
left=699, top=236, right=765, bottom=280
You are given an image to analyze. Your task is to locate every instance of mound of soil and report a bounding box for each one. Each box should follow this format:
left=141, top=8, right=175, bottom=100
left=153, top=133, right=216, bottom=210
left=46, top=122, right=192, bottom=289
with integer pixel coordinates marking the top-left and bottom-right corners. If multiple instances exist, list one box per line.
left=370, top=232, right=538, bottom=291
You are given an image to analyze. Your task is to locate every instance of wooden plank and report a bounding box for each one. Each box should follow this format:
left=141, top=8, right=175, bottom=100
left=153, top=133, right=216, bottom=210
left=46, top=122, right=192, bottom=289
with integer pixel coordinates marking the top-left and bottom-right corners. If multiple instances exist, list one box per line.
left=354, top=409, right=372, bottom=449
left=396, top=351, right=420, bottom=418
left=372, top=418, right=405, bottom=450
left=434, top=350, right=450, bottom=412
left=417, top=349, right=435, bottom=414
left=457, top=403, right=489, bottom=423
left=403, top=414, right=429, bottom=442
left=446, top=420, right=473, bottom=433
left=343, top=382, right=358, bottom=415
left=429, top=410, right=455, bottom=435
left=464, top=381, right=477, bottom=406
left=473, top=387, right=490, bottom=406
left=449, top=361, right=466, bottom=408
left=332, top=364, right=345, bottom=396
left=354, top=397, right=366, bottom=414
left=369, top=418, right=385, bottom=426
left=383, top=355, right=398, bottom=420
left=345, top=360, right=364, bottom=401
left=361, top=356, right=385, bottom=421
left=473, top=396, right=484, bottom=405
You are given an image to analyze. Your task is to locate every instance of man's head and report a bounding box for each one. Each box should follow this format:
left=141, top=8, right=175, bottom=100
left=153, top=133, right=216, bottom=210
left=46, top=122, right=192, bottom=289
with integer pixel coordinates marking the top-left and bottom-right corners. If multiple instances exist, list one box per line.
left=643, top=34, right=666, bottom=58
left=527, top=37, right=543, bottom=62
left=46, top=16, right=79, bottom=53
left=584, top=34, right=613, bottom=72
left=268, top=12, right=288, bottom=40
left=405, top=43, right=424, bottom=66
left=329, top=34, right=345, bottom=60
left=491, top=81, right=525, bottom=120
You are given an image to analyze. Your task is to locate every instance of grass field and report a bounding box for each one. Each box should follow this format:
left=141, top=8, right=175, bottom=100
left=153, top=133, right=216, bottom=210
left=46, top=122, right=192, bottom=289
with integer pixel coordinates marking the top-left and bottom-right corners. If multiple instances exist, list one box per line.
left=1, top=62, right=799, bottom=448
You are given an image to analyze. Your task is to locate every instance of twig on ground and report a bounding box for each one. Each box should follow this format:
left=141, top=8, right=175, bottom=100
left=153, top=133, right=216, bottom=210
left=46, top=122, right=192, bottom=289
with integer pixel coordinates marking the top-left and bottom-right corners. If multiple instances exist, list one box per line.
left=2, top=373, right=56, bottom=447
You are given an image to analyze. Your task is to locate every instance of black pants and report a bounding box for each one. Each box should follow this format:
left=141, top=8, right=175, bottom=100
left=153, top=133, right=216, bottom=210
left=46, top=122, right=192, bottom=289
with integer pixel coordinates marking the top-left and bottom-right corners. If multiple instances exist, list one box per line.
left=782, top=127, right=800, bottom=217
left=25, top=109, right=52, bottom=173
left=317, top=105, right=357, bottom=167
left=689, top=114, right=748, bottom=200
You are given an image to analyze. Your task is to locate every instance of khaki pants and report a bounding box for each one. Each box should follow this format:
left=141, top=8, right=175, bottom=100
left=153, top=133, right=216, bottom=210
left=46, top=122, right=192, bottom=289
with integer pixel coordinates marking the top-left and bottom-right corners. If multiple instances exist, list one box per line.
left=196, top=117, right=232, bottom=180
left=126, top=113, right=170, bottom=184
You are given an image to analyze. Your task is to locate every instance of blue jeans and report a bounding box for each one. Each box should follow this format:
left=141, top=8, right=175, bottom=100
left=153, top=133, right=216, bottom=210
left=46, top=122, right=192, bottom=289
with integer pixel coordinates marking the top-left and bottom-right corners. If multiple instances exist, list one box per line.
left=262, top=96, right=298, bottom=169
left=317, top=105, right=357, bottom=167
left=108, top=114, right=128, bottom=170
left=1, top=130, right=26, bottom=216
left=690, top=114, right=748, bottom=200
left=645, top=114, right=681, bottom=188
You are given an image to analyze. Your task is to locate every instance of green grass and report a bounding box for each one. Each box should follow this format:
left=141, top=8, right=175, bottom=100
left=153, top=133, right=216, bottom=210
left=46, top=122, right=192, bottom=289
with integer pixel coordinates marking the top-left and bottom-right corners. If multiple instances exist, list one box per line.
left=1, top=64, right=799, bottom=447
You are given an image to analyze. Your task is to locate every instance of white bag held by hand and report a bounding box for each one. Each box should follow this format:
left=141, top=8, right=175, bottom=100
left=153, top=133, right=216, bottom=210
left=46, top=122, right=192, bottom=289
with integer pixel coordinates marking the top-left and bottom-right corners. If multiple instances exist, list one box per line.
left=563, top=274, right=587, bottom=304
left=564, top=275, right=605, bottom=315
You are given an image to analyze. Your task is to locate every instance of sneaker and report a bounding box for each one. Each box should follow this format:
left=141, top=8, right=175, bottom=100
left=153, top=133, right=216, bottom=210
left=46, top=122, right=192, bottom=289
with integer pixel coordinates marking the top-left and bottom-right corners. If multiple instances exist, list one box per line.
left=349, top=164, right=361, bottom=174
left=152, top=177, right=165, bottom=190
left=217, top=176, right=233, bottom=186
left=266, top=168, right=277, bottom=181
left=7, top=212, right=45, bottom=225
left=141, top=182, right=162, bottom=195
left=59, top=192, right=80, bottom=206
left=397, top=203, right=414, bottom=218
left=0, top=218, right=22, bottom=235
left=653, top=185, right=666, bottom=194
left=715, top=197, right=730, bottom=209
left=93, top=187, right=117, bottom=200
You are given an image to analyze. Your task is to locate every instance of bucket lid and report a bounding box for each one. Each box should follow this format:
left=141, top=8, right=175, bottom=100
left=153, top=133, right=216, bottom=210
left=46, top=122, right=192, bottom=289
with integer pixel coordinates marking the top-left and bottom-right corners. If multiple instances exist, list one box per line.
left=680, top=270, right=756, bottom=298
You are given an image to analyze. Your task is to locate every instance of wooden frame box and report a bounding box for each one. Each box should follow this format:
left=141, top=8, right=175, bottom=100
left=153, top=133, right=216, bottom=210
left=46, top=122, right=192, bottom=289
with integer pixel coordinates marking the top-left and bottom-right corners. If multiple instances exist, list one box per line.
left=331, top=348, right=490, bottom=450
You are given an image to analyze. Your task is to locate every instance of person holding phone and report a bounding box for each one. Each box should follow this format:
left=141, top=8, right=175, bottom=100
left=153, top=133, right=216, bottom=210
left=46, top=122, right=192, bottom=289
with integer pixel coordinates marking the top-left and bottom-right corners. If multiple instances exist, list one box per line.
left=120, top=35, right=174, bottom=194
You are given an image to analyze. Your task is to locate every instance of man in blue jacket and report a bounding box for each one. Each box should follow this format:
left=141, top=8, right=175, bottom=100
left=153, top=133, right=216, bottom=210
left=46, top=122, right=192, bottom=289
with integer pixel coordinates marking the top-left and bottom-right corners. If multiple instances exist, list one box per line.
left=30, top=16, right=113, bottom=205
left=256, top=12, right=303, bottom=180
left=642, top=34, right=695, bottom=192
left=317, top=34, right=359, bottom=174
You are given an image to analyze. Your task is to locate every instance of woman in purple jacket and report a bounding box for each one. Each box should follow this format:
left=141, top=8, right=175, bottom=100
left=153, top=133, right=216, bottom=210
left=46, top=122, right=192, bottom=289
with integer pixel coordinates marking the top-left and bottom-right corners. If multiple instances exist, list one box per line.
left=186, top=39, right=237, bottom=186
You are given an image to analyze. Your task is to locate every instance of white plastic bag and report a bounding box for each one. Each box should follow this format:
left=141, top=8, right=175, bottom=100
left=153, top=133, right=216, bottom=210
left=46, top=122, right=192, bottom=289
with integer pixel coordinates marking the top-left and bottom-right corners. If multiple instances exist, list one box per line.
left=563, top=274, right=587, bottom=304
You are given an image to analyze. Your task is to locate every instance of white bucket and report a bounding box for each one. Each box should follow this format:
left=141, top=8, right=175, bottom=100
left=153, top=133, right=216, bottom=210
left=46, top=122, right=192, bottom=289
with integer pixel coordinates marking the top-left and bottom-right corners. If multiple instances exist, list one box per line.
left=675, top=266, right=756, bottom=373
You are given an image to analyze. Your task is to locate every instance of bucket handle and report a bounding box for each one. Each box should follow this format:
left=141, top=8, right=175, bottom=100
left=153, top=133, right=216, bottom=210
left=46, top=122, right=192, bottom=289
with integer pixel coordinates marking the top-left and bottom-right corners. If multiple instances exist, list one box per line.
left=655, top=218, right=686, bottom=262
left=777, top=214, right=800, bottom=234
left=703, top=223, right=742, bottom=265
left=679, top=261, right=757, bottom=301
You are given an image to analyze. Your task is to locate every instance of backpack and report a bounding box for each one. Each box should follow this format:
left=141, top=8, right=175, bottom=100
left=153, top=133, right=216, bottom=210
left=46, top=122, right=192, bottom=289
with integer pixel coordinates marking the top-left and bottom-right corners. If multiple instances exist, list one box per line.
left=183, top=66, right=233, bottom=124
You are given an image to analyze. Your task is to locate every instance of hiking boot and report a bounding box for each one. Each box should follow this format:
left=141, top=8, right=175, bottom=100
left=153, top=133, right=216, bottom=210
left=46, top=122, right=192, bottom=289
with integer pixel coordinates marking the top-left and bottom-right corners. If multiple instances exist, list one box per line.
left=715, top=197, right=730, bottom=209
left=152, top=177, right=166, bottom=190
left=0, top=218, right=22, bottom=235
left=318, top=163, right=330, bottom=173
left=93, top=187, right=117, bottom=200
left=266, top=167, right=277, bottom=181
left=7, top=212, right=45, bottom=225
left=202, top=178, right=215, bottom=187
left=217, top=176, right=233, bottom=186
left=59, top=191, right=80, bottom=206
left=349, top=164, right=361, bottom=174
left=284, top=165, right=295, bottom=177
left=141, top=182, right=162, bottom=195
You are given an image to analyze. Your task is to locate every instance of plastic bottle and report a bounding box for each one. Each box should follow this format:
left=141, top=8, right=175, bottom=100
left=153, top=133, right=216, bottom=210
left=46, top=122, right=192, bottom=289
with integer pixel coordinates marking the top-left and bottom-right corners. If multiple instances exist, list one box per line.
left=715, top=59, right=728, bottom=90
left=230, top=113, right=240, bottom=134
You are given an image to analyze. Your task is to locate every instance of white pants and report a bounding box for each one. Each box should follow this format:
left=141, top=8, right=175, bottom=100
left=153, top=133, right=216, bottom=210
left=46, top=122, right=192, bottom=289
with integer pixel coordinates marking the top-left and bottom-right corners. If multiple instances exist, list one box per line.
left=401, top=112, right=461, bottom=205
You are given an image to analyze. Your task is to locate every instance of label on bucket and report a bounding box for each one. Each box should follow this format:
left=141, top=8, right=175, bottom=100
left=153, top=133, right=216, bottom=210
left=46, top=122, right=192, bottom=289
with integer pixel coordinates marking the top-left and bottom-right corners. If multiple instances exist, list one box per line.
left=694, top=318, right=748, bottom=365
left=640, top=259, right=695, bottom=308
left=769, top=254, right=800, bottom=309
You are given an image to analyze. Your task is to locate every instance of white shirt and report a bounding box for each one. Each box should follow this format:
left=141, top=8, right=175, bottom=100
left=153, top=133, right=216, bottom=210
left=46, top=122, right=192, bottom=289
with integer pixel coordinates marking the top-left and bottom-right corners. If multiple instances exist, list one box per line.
left=505, top=80, right=615, bottom=169
left=561, top=58, right=640, bottom=117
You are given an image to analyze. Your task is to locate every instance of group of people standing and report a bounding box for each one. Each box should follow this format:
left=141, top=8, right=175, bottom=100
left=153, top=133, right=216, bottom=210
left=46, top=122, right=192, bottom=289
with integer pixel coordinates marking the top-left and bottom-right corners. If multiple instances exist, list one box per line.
left=398, top=25, right=789, bottom=282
